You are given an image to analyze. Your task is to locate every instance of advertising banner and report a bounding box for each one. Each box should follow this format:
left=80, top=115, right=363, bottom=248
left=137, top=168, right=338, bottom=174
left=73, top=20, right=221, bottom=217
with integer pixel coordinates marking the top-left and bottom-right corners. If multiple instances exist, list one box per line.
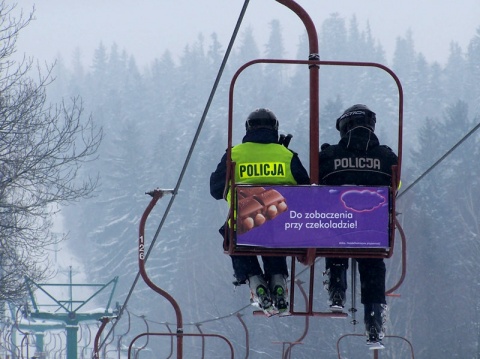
left=235, top=185, right=391, bottom=248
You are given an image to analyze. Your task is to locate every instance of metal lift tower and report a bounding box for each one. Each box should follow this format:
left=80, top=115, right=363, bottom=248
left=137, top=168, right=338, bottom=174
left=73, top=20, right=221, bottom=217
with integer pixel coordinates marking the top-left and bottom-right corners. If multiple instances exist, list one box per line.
left=24, top=267, right=119, bottom=359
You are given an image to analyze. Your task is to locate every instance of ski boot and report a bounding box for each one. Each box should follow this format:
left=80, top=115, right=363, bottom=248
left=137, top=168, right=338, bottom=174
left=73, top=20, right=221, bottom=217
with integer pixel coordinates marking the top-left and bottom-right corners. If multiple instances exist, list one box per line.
left=248, top=275, right=277, bottom=316
left=364, top=303, right=387, bottom=349
left=323, top=264, right=347, bottom=312
left=269, top=274, right=289, bottom=316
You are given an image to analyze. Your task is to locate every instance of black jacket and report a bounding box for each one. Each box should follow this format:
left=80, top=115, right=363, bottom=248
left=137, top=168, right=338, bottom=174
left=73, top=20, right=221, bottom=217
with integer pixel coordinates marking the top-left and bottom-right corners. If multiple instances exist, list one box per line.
left=319, top=127, right=398, bottom=186
left=210, top=128, right=310, bottom=200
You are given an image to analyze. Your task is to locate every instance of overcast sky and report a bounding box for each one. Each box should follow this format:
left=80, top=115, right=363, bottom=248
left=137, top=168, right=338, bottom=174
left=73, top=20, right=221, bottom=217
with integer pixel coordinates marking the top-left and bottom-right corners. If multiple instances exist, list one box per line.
left=13, top=0, right=479, bottom=69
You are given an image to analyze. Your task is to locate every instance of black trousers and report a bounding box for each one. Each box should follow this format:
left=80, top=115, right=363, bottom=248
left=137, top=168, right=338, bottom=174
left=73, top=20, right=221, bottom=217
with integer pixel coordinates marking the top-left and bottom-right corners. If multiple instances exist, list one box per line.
left=230, top=255, right=288, bottom=284
left=326, top=257, right=386, bottom=305
left=220, top=224, right=288, bottom=284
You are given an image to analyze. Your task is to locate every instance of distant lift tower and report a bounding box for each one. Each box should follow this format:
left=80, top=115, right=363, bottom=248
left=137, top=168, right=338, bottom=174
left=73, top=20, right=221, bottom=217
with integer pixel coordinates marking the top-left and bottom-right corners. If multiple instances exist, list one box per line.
left=24, top=268, right=119, bottom=359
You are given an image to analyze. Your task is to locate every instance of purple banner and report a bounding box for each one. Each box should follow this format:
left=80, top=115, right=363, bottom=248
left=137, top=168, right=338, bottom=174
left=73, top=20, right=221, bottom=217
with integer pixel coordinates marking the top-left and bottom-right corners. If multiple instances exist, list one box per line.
left=235, top=185, right=391, bottom=248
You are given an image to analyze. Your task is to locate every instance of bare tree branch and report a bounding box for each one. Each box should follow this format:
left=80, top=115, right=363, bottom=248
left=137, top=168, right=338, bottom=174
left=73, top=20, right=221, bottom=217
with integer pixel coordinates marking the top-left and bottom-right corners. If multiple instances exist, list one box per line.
left=0, top=1, right=103, bottom=302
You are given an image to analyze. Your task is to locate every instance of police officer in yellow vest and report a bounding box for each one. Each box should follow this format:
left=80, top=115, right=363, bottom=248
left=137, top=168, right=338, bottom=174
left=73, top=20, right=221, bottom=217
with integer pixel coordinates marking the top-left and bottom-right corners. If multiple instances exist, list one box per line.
left=210, top=108, right=309, bottom=315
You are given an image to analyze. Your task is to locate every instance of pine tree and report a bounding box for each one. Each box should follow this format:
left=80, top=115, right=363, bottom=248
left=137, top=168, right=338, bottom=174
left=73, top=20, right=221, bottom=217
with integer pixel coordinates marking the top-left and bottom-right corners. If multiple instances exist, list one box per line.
left=230, top=26, right=262, bottom=125
left=466, top=26, right=480, bottom=113
left=262, top=19, right=289, bottom=113
left=444, top=42, right=467, bottom=103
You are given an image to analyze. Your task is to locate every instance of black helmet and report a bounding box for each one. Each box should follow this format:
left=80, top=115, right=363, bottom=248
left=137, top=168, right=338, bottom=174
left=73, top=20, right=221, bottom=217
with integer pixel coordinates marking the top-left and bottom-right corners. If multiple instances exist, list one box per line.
left=245, top=108, right=279, bottom=131
left=336, top=104, right=376, bottom=137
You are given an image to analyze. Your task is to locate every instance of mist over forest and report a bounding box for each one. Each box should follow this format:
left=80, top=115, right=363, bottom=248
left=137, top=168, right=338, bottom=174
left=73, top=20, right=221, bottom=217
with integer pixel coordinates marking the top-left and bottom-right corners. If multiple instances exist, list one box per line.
left=33, top=11, right=480, bottom=358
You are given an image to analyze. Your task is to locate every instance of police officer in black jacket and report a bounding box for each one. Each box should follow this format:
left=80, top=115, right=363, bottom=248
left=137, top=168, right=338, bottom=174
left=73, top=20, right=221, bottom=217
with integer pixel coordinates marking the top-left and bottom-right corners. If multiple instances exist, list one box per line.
left=319, top=104, right=398, bottom=347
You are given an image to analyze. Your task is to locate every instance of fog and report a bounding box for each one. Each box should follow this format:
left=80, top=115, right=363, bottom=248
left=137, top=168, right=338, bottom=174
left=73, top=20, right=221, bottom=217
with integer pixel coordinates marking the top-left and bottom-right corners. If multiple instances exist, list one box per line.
left=6, top=1, right=480, bottom=357
left=15, top=0, right=479, bottom=67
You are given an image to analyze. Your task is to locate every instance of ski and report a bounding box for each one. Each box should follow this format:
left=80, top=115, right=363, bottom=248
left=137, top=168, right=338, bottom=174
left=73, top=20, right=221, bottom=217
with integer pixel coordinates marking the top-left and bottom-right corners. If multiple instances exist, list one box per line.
left=250, top=297, right=278, bottom=317
left=251, top=305, right=279, bottom=317
left=278, top=310, right=291, bottom=317
left=329, top=305, right=345, bottom=313
left=367, top=341, right=385, bottom=350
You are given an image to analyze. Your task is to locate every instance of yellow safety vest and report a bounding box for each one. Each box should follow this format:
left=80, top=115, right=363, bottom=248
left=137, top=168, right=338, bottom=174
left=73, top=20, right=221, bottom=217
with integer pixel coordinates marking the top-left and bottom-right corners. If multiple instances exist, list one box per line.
left=227, top=142, right=297, bottom=218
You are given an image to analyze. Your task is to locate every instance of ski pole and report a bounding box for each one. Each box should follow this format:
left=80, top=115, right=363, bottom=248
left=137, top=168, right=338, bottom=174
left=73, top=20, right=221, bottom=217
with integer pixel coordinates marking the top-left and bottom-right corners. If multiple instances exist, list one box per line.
left=350, top=259, right=358, bottom=326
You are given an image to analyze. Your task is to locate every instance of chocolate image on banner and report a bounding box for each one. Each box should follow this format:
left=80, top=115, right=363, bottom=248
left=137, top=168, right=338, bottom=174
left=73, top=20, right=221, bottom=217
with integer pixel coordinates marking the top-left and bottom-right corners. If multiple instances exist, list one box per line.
left=237, top=187, right=288, bottom=234
left=238, top=187, right=266, bottom=198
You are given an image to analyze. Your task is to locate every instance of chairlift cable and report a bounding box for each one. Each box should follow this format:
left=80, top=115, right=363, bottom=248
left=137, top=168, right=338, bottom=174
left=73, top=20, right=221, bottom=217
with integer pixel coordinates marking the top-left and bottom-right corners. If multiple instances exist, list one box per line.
left=147, top=0, right=250, bottom=258
left=96, top=0, right=251, bottom=349
left=398, top=119, right=480, bottom=199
